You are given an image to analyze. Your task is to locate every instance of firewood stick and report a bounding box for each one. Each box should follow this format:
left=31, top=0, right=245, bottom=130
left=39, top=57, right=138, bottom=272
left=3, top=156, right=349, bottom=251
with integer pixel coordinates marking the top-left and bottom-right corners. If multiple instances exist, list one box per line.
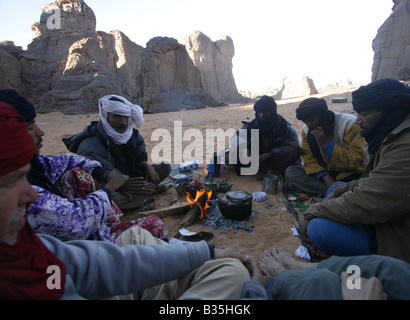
left=179, top=192, right=208, bottom=228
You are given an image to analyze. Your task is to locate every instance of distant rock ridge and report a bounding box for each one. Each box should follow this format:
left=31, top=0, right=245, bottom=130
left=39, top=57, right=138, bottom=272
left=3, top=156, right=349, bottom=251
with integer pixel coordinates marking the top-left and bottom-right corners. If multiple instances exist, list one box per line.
left=0, top=0, right=244, bottom=114
left=275, top=74, right=318, bottom=100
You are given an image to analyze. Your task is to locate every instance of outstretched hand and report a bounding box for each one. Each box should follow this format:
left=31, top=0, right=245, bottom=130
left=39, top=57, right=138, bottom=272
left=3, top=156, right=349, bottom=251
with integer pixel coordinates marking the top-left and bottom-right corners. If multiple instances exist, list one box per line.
left=214, top=248, right=266, bottom=287
left=104, top=170, right=129, bottom=192
left=117, top=177, right=156, bottom=196
left=214, top=248, right=251, bottom=263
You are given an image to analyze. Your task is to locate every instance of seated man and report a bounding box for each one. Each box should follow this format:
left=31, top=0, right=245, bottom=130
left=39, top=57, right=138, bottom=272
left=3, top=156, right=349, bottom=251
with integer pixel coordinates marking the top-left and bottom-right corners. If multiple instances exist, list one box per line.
left=0, top=89, right=163, bottom=242
left=63, top=95, right=171, bottom=210
left=228, top=95, right=302, bottom=178
left=0, top=104, right=251, bottom=300
left=285, top=97, right=366, bottom=196
left=301, top=79, right=410, bottom=262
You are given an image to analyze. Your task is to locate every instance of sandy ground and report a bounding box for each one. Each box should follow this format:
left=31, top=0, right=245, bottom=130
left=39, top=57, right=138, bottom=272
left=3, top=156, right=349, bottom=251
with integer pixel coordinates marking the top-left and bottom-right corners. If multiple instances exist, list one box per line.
left=37, top=90, right=355, bottom=260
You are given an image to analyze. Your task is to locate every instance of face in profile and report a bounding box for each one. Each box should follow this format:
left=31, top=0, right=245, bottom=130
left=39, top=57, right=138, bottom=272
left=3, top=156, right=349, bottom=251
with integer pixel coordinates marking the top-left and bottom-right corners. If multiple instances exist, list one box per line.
left=355, top=109, right=383, bottom=131
left=27, top=120, right=44, bottom=155
left=0, top=164, right=37, bottom=245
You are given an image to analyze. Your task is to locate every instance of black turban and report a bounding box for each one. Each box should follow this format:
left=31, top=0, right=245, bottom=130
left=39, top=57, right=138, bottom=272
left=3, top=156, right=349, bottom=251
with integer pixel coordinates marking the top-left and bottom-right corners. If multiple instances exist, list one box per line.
left=352, top=78, right=410, bottom=113
left=0, top=89, right=36, bottom=123
left=353, top=79, right=410, bottom=155
left=296, top=98, right=328, bottom=120
left=254, top=95, right=277, bottom=114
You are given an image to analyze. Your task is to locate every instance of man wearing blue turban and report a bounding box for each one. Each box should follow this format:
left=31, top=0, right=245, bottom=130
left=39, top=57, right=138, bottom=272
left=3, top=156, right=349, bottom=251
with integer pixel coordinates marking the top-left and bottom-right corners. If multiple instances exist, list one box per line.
left=302, top=79, right=410, bottom=263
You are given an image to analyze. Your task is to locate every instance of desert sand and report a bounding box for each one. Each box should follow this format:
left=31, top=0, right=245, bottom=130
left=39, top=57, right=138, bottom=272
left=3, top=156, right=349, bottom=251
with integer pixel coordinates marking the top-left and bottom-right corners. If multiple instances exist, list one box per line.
left=36, top=90, right=356, bottom=260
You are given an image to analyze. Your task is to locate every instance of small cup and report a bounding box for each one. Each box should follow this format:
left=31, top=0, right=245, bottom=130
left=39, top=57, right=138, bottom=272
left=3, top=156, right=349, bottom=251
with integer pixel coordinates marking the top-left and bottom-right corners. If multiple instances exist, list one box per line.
left=263, top=174, right=280, bottom=195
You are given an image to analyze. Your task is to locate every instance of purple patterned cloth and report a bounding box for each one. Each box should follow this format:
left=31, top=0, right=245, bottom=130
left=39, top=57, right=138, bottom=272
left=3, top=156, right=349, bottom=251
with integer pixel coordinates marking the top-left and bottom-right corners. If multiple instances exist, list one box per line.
left=27, top=154, right=115, bottom=242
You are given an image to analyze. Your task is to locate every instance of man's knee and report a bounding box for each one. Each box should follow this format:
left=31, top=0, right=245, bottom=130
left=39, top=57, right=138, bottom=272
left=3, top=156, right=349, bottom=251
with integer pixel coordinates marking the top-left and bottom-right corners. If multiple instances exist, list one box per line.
left=285, top=165, right=304, bottom=180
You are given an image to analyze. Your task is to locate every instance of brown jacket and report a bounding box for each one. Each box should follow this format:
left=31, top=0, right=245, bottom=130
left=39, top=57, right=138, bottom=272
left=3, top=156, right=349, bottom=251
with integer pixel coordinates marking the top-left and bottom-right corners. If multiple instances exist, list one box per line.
left=305, top=114, right=410, bottom=262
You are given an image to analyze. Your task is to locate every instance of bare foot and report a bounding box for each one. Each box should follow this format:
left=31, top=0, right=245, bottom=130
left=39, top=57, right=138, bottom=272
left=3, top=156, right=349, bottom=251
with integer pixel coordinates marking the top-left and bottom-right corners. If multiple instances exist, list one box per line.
left=258, top=251, right=286, bottom=281
left=271, top=248, right=317, bottom=270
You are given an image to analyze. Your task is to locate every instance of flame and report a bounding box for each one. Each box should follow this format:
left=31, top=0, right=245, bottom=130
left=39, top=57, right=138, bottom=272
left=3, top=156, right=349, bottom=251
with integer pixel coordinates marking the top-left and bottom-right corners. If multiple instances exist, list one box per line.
left=204, top=167, right=209, bottom=178
left=185, top=188, right=212, bottom=220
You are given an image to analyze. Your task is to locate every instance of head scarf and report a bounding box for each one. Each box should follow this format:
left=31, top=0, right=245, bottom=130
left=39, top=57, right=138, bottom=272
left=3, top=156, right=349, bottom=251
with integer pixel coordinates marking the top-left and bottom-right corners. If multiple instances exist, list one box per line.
left=296, top=98, right=335, bottom=168
left=99, top=95, right=144, bottom=145
left=352, top=78, right=410, bottom=112
left=352, top=78, right=410, bottom=155
left=0, top=102, right=35, bottom=176
left=0, top=104, right=66, bottom=300
left=254, top=95, right=277, bottom=114
left=296, top=98, right=328, bottom=120
left=0, top=89, right=36, bottom=122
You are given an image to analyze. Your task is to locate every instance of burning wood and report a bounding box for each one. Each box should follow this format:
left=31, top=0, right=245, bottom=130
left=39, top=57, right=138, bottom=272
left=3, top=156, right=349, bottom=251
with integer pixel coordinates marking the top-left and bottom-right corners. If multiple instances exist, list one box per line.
left=180, top=188, right=212, bottom=228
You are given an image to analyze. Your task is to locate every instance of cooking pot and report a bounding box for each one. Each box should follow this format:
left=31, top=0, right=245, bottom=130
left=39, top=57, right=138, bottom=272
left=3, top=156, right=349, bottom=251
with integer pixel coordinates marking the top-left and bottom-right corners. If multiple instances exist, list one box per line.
left=218, top=190, right=252, bottom=221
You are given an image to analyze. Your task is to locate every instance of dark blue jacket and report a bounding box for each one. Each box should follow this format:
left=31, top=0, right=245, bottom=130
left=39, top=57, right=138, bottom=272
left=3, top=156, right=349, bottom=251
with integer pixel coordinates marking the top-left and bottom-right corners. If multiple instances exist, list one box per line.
left=63, top=121, right=148, bottom=177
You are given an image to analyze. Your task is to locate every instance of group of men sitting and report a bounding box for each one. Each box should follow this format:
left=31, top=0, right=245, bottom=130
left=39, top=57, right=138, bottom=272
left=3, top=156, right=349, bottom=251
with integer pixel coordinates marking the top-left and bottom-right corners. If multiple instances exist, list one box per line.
left=230, top=79, right=410, bottom=263
left=1, top=78, right=410, bottom=300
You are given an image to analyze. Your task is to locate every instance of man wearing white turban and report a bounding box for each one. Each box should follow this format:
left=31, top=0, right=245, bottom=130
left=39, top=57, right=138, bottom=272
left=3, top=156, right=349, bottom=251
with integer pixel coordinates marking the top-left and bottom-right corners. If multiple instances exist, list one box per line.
left=64, top=95, right=171, bottom=210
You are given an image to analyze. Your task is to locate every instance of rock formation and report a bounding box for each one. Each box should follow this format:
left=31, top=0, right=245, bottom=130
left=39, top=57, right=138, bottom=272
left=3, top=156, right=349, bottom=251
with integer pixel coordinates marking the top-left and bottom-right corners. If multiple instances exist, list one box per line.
left=0, top=0, right=242, bottom=114
left=275, top=74, right=318, bottom=100
left=141, top=36, right=216, bottom=113
left=0, top=42, right=25, bottom=94
left=183, top=31, right=243, bottom=104
left=372, top=0, right=410, bottom=81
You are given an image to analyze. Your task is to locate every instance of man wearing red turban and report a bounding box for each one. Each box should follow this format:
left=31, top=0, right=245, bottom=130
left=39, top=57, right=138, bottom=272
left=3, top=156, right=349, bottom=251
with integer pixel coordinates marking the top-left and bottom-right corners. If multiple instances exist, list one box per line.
left=0, top=102, right=67, bottom=299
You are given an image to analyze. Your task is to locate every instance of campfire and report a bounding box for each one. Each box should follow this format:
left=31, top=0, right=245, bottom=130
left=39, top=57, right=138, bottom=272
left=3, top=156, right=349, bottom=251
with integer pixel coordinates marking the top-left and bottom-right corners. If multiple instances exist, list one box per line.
left=186, top=188, right=213, bottom=220
left=180, top=185, right=255, bottom=233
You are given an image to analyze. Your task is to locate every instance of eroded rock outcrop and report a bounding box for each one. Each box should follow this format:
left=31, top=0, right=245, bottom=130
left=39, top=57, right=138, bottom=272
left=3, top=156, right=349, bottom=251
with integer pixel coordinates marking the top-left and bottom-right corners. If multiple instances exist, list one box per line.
left=275, top=74, right=318, bottom=100
left=141, top=37, right=216, bottom=113
left=372, top=0, right=410, bottom=81
left=0, top=0, right=240, bottom=114
left=183, top=31, right=243, bottom=104
left=0, top=42, right=25, bottom=94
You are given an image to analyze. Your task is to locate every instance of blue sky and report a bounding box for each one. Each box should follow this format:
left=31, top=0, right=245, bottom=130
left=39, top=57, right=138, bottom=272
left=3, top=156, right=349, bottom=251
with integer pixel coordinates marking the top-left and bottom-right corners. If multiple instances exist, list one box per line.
left=0, top=0, right=393, bottom=91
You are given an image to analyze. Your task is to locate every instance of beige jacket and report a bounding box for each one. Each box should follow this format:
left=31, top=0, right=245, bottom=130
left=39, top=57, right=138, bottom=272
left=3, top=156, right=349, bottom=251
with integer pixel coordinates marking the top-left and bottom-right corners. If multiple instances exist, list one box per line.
left=305, top=114, right=410, bottom=262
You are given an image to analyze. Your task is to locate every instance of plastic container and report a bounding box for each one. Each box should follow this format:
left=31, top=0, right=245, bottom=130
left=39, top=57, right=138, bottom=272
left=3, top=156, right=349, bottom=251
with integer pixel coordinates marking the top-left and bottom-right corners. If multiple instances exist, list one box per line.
left=179, top=160, right=199, bottom=172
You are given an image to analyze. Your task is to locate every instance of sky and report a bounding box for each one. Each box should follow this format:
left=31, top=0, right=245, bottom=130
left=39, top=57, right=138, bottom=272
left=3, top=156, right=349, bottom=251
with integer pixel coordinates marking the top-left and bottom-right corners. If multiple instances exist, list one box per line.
left=0, top=0, right=393, bottom=92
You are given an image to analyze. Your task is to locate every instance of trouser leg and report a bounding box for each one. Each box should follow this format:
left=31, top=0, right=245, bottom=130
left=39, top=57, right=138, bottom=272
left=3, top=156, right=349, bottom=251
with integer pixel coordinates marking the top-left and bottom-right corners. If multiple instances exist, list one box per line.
left=285, top=165, right=327, bottom=196
left=317, top=255, right=410, bottom=300
left=307, top=218, right=376, bottom=256
left=115, top=226, right=250, bottom=300
left=140, top=258, right=250, bottom=300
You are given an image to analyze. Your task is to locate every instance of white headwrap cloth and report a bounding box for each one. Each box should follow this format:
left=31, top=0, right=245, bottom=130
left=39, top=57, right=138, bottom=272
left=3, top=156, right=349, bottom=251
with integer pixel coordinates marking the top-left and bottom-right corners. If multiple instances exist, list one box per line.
left=99, top=95, right=144, bottom=145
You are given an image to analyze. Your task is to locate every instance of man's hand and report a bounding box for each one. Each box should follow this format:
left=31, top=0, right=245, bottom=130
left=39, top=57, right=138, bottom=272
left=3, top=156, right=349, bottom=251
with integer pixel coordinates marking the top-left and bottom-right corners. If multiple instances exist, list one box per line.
left=246, top=258, right=266, bottom=288
left=311, top=126, right=327, bottom=148
left=145, top=165, right=160, bottom=185
left=214, top=248, right=267, bottom=287
left=104, top=171, right=129, bottom=192
left=117, top=177, right=156, bottom=196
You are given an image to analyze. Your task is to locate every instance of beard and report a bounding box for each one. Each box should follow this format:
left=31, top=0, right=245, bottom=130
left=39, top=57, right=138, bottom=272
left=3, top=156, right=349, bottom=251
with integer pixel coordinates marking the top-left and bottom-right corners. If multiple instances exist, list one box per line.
left=2, top=207, right=26, bottom=246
